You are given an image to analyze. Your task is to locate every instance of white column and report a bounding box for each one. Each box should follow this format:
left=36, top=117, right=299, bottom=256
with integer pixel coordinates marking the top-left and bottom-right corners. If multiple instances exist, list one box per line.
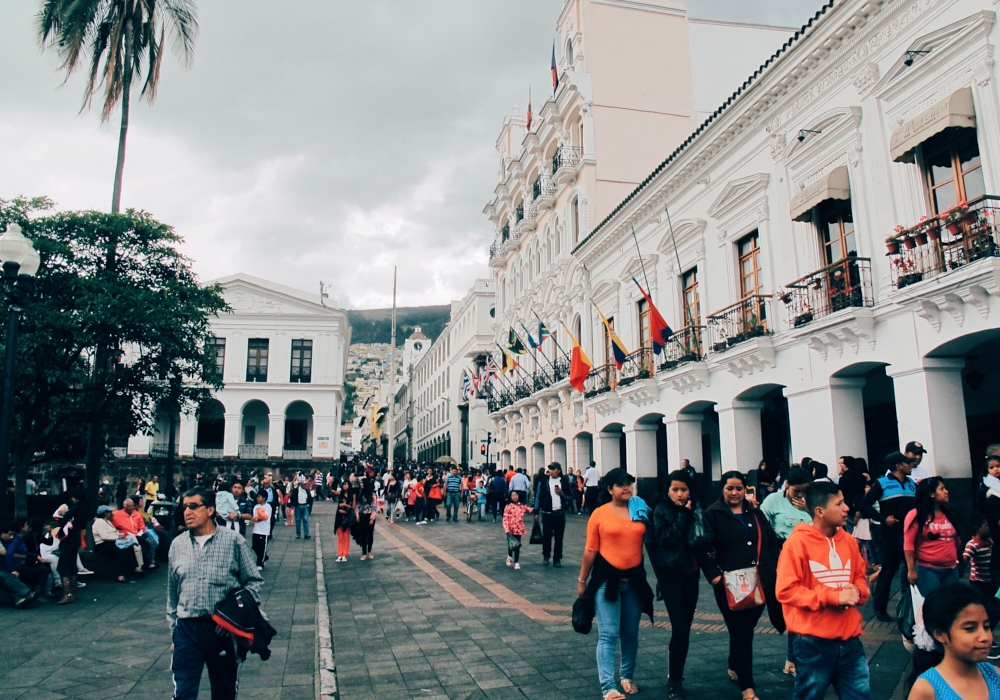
left=665, top=414, right=703, bottom=476
left=889, top=359, right=971, bottom=478
left=596, top=430, right=621, bottom=474
left=787, top=378, right=867, bottom=465
left=551, top=440, right=568, bottom=470
left=127, top=434, right=151, bottom=456
left=313, top=416, right=337, bottom=459
left=717, top=400, right=763, bottom=474
left=223, top=413, right=240, bottom=457
left=532, top=443, right=546, bottom=471
left=268, top=414, right=285, bottom=458
left=178, top=412, right=197, bottom=457
left=626, top=424, right=659, bottom=481
left=574, top=433, right=593, bottom=472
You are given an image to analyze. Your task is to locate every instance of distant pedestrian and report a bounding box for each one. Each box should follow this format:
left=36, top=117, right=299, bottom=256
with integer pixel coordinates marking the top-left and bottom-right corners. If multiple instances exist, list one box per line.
left=167, top=486, right=263, bottom=700
left=487, top=471, right=506, bottom=523
left=444, top=467, right=462, bottom=522
left=584, top=461, right=601, bottom=513
left=509, top=468, right=531, bottom=506
left=533, top=463, right=572, bottom=567
left=335, top=499, right=353, bottom=563
left=964, top=515, right=994, bottom=600
left=776, top=481, right=870, bottom=700
left=502, top=491, right=532, bottom=570
left=357, top=479, right=378, bottom=560
left=290, top=476, right=313, bottom=539
left=251, top=491, right=271, bottom=569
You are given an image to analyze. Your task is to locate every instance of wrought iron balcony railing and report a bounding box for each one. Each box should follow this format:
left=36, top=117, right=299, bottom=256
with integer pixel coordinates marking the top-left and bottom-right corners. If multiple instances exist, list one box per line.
left=888, top=195, right=1000, bottom=289
left=150, top=443, right=178, bottom=459
left=552, top=146, right=582, bottom=175
left=619, top=348, right=654, bottom=386
left=532, top=175, right=555, bottom=201
left=483, top=355, right=574, bottom=415
left=515, top=203, right=524, bottom=223
left=779, top=257, right=873, bottom=328
left=194, top=446, right=224, bottom=459
left=283, top=447, right=313, bottom=460
left=238, top=444, right=269, bottom=460
left=501, top=223, right=510, bottom=242
left=706, top=295, right=772, bottom=354
left=657, top=326, right=705, bottom=373
left=583, top=363, right=616, bottom=399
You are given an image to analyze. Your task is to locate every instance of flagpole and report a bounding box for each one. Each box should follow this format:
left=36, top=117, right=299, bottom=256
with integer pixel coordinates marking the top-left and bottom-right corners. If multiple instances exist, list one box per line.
left=665, top=205, right=695, bottom=332
left=519, top=321, right=556, bottom=371
left=630, top=226, right=654, bottom=295
left=531, top=310, right=570, bottom=361
left=387, top=266, right=397, bottom=472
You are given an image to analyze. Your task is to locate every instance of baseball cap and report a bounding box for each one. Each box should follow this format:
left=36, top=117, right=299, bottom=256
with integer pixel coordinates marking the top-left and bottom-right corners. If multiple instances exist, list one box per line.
left=884, top=451, right=918, bottom=468
left=904, top=441, right=927, bottom=455
left=96, top=505, right=114, bottom=515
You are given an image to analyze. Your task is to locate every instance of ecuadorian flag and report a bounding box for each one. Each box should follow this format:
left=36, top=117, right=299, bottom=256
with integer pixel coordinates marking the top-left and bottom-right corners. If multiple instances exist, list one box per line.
left=633, top=278, right=673, bottom=354
left=595, top=305, right=628, bottom=370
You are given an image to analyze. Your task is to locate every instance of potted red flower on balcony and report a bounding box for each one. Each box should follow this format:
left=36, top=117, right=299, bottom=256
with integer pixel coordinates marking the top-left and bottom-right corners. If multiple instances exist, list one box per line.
left=913, top=217, right=929, bottom=247
left=944, top=200, right=969, bottom=235
left=886, top=228, right=903, bottom=255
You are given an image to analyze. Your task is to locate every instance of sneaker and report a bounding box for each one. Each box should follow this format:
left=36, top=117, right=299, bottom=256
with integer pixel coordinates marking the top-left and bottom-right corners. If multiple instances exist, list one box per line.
left=257, top=566, right=264, bottom=571
left=506, top=557, right=513, bottom=567
left=75, top=581, right=86, bottom=588
left=296, top=535, right=301, bottom=539
left=553, top=560, right=562, bottom=568
left=543, top=558, right=550, bottom=566
left=417, top=520, right=427, bottom=525
left=667, top=680, right=686, bottom=699
left=304, top=535, right=311, bottom=539
left=77, top=568, right=95, bottom=576
left=514, top=563, right=520, bottom=570
left=875, top=611, right=893, bottom=623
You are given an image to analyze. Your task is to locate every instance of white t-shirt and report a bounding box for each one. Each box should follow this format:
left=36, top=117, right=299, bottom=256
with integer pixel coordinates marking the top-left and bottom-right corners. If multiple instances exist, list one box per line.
left=584, top=467, right=600, bottom=487
left=548, top=477, right=563, bottom=511
left=253, top=504, right=272, bottom=536
left=194, top=534, right=213, bottom=549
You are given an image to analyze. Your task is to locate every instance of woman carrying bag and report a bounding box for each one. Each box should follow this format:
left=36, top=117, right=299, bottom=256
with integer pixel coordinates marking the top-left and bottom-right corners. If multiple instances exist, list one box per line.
left=702, top=471, right=782, bottom=700
left=649, top=470, right=711, bottom=699
left=576, top=468, right=654, bottom=700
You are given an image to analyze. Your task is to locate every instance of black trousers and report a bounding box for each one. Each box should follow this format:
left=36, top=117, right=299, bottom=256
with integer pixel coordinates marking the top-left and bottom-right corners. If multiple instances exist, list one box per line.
left=713, top=583, right=764, bottom=692
left=94, top=541, right=139, bottom=577
left=541, top=511, right=566, bottom=562
left=359, top=514, right=376, bottom=555
left=172, top=617, right=239, bottom=700
left=584, top=487, right=599, bottom=513
left=251, top=534, right=268, bottom=567
left=873, top=533, right=904, bottom=615
left=658, top=571, right=700, bottom=682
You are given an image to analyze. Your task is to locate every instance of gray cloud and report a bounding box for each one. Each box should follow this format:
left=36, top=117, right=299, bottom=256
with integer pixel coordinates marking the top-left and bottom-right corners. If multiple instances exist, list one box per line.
left=0, top=0, right=823, bottom=308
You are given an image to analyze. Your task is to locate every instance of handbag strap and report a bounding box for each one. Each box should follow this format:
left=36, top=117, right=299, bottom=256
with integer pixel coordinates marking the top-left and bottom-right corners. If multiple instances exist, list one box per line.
left=752, top=512, right=763, bottom=562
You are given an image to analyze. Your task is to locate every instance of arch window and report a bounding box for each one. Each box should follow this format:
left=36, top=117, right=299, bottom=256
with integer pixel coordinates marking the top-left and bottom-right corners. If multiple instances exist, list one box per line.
left=572, top=198, right=581, bottom=244
left=565, top=39, right=574, bottom=66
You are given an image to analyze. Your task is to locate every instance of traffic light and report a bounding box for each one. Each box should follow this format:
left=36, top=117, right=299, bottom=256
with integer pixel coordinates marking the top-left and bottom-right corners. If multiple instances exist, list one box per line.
left=480, top=444, right=486, bottom=455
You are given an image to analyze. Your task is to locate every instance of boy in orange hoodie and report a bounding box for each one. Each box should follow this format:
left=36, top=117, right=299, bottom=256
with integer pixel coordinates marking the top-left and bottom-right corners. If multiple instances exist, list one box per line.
left=776, top=481, right=870, bottom=700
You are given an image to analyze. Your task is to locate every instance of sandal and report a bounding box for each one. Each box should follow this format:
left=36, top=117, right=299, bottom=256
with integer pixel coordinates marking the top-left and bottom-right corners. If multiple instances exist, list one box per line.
left=603, top=692, right=626, bottom=700
left=783, top=660, right=796, bottom=676
left=621, top=679, right=639, bottom=694
left=728, top=669, right=739, bottom=683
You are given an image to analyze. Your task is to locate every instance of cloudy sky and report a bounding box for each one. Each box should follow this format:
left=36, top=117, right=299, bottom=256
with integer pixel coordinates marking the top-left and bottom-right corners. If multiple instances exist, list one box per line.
left=0, top=0, right=822, bottom=309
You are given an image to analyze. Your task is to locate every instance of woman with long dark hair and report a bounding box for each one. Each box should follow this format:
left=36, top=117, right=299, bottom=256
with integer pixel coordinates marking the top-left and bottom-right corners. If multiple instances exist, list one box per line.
left=357, top=478, right=378, bottom=560
left=904, top=476, right=961, bottom=597
left=702, top=471, right=782, bottom=700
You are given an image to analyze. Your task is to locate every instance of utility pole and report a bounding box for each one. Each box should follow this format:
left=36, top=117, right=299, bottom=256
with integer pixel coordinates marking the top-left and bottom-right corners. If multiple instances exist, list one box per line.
left=387, top=267, right=397, bottom=472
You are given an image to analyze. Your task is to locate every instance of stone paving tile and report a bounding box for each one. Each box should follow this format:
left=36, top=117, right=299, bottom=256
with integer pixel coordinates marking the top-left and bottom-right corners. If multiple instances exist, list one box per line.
left=0, top=522, right=316, bottom=699
left=321, top=501, right=911, bottom=700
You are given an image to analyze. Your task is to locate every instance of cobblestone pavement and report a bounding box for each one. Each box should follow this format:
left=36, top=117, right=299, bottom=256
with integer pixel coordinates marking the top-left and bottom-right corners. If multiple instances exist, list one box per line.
left=320, top=501, right=912, bottom=700
left=0, top=522, right=316, bottom=700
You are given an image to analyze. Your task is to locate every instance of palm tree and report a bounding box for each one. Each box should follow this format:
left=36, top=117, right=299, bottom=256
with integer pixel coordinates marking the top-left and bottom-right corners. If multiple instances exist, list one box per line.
left=38, top=0, right=199, bottom=213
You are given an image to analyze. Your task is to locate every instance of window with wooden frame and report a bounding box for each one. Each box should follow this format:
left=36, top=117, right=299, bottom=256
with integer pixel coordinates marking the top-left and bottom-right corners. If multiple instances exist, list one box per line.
left=572, top=198, right=581, bottom=244
left=208, top=337, right=226, bottom=378
left=290, top=339, right=313, bottom=383
left=637, top=298, right=651, bottom=351
left=817, top=199, right=857, bottom=265
left=737, top=231, right=763, bottom=298
left=921, top=128, right=986, bottom=214
left=682, top=268, right=700, bottom=327
left=246, top=339, right=269, bottom=382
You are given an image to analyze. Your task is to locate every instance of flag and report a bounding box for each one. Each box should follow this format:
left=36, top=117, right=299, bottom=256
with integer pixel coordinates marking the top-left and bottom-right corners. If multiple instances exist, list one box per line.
left=551, top=44, right=559, bottom=93
left=537, top=321, right=551, bottom=345
left=595, top=305, right=628, bottom=370
left=461, top=370, right=473, bottom=401
left=502, top=351, right=518, bottom=375
left=526, top=328, right=539, bottom=350
left=563, top=326, right=592, bottom=393
left=508, top=328, right=528, bottom=355
left=484, top=357, right=500, bottom=381
left=526, top=87, right=532, bottom=131
left=633, top=278, right=674, bottom=354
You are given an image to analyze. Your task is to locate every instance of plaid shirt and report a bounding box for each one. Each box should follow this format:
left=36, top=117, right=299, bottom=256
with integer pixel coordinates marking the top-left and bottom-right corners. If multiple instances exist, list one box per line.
left=166, top=527, right=263, bottom=630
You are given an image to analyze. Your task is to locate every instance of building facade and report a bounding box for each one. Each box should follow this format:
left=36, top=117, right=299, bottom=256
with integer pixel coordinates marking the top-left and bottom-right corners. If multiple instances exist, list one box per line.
left=127, top=273, right=351, bottom=463
left=565, top=0, right=1000, bottom=493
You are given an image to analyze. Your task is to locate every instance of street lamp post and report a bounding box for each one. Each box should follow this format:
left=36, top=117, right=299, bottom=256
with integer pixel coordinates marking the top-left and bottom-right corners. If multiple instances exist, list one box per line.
left=0, top=223, right=40, bottom=522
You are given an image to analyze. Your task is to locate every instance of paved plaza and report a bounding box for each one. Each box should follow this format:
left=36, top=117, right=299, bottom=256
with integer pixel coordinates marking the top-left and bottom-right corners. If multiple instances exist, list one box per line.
left=1, top=501, right=913, bottom=700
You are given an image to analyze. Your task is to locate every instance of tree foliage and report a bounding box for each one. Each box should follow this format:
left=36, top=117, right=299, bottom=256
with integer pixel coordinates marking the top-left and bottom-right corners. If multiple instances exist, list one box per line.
left=0, top=197, right=226, bottom=516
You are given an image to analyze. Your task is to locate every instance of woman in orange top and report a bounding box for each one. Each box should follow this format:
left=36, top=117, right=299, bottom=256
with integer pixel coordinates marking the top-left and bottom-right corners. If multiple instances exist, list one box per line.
left=577, top=468, right=654, bottom=700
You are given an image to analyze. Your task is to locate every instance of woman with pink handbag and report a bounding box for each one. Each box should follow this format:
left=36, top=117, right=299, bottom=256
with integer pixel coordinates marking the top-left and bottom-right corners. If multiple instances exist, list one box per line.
left=701, top=470, right=783, bottom=700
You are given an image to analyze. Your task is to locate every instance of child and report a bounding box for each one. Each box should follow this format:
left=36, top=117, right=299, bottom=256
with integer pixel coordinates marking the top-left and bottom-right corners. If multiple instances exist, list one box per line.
left=976, top=456, right=1000, bottom=513
left=907, top=583, right=1000, bottom=700
left=776, top=481, right=870, bottom=700
left=251, top=491, right=272, bottom=570
left=335, top=500, right=353, bottom=563
left=501, top=491, right=533, bottom=570
left=965, top=515, right=994, bottom=600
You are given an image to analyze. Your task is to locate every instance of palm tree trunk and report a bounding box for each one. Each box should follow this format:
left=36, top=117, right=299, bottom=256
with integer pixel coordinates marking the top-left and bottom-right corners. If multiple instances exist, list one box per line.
left=111, top=15, right=135, bottom=214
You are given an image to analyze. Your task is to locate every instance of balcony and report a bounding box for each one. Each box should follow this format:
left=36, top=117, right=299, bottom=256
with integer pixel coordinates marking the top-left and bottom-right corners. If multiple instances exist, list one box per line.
left=194, top=446, right=224, bottom=459
left=618, top=348, right=654, bottom=386
left=583, top=363, right=616, bottom=399
left=238, top=444, right=268, bottom=460
left=150, top=443, right=178, bottom=459
left=706, top=295, right=772, bottom=354
left=484, top=357, right=572, bottom=414
left=657, top=326, right=705, bottom=373
left=514, top=201, right=536, bottom=236
left=552, top=146, right=582, bottom=186
left=283, top=447, right=313, bottom=460
left=532, top=175, right=555, bottom=211
left=779, top=257, right=874, bottom=328
left=888, top=195, right=1000, bottom=290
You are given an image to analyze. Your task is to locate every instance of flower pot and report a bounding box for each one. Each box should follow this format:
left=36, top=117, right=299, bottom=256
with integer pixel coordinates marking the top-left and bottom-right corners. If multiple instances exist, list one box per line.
left=903, top=236, right=917, bottom=250
left=946, top=222, right=961, bottom=235
left=713, top=342, right=728, bottom=353
left=913, top=232, right=928, bottom=246
left=780, top=293, right=793, bottom=305
left=793, top=312, right=813, bottom=327
left=886, top=241, right=900, bottom=255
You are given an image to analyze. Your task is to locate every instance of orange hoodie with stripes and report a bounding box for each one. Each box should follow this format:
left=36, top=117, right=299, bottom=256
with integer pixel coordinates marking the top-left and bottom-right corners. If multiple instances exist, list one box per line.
left=776, top=523, right=870, bottom=640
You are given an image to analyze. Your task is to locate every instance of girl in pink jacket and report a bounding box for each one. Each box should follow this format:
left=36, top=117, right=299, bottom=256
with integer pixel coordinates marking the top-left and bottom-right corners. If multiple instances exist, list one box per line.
left=502, top=492, right=533, bottom=570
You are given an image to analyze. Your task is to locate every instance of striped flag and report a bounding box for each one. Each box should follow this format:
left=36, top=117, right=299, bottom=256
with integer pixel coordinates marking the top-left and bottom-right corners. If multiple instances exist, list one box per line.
left=461, top=370, right=473, bottom=400
left=633, top=278, right=673, bottom=354
left=595, top=304, right=628, bottom=370
left=551, top=44, right=559, bottom=93
left=484, top=357, right=501, bottom=381
left=526, top=87, right=533, bottom=131
left=563, top=326, right=592, bottom=393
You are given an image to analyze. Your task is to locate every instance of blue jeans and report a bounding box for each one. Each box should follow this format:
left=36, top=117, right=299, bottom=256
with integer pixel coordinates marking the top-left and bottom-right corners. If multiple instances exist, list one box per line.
left=916, top=565, right=958, bottom=598
left=594, top=580, right=642, bottom=694
left=171, top=618, right=239, bottom=700
left=295, top=505, right=310, bottom=536
left=445, top=492, right=461, bottom=520
left=792, top=635, right=869, bottom=700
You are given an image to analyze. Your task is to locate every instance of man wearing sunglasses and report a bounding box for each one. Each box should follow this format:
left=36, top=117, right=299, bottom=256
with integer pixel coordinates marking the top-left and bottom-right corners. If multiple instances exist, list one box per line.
left=167, top=487, right=262, bottom=700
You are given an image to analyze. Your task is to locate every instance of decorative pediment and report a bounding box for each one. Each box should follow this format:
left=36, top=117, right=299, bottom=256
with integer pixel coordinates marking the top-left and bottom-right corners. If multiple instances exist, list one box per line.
left=657, top=219, right=706, bottom=256
left=216, top=275, right=343, bottom=317
left=783, top=107, right=863, bottom=169
left=874, top=11, right=996, bottom=97
left=591, top=280, right=621, bottom=313
left=619, top=255, right=658, bottom=284
left=707, top=174, right=770, bottom=221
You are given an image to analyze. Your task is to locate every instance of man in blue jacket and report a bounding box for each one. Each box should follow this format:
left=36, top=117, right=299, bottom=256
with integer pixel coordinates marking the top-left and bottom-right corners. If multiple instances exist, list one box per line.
left=534, top=463, right=573, bottom=567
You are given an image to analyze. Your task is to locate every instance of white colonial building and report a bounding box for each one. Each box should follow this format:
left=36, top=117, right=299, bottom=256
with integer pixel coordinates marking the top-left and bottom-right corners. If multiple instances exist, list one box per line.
left=127, top=274, right=351, bottom=463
